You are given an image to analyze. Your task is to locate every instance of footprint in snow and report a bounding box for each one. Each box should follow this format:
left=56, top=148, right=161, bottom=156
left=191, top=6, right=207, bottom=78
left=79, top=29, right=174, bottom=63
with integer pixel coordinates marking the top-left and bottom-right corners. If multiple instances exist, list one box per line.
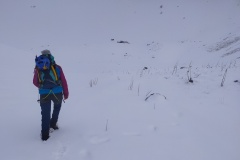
left=89, top=136, right=110, bottom=144
left=79, top=149, right=92, bottom=160
left=52, top=142, right=67, bottom=160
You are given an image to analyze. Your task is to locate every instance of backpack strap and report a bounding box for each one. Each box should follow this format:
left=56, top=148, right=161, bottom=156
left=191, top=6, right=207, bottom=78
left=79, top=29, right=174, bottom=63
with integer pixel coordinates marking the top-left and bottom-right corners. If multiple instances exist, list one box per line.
left=36, top=65, right=60, bottom=86
left=51, top=65, right=58, bottom=81
left=36, top=68, right=43, bottom=84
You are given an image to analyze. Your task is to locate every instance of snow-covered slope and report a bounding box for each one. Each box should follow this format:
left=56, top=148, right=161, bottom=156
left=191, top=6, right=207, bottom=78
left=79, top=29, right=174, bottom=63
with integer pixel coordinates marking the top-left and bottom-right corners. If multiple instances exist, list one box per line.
left=0, top=0, right=240, bottom=160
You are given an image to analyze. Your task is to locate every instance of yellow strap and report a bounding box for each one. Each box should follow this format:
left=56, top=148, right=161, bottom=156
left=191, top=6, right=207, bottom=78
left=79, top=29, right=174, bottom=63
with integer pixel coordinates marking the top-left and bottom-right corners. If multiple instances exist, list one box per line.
left=51, top=65, right=58, bottom=81
left=42, top=90, right=60, bottom=102
left=52, top=92, right=60, bottom=102
left=42, top=90, right=52, bottom=100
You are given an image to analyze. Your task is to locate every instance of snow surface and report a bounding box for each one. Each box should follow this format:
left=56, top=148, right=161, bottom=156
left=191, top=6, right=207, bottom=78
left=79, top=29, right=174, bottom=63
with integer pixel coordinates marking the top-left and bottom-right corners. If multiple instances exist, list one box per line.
left=0, top=0, right=240, bottom=160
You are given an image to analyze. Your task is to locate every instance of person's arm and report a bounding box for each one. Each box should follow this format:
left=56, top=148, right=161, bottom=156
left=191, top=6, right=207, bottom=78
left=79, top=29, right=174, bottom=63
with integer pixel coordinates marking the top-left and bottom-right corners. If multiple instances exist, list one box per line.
left=33, top=69, right=40, bottom=88
left=58, top=65, right=69, bottom=100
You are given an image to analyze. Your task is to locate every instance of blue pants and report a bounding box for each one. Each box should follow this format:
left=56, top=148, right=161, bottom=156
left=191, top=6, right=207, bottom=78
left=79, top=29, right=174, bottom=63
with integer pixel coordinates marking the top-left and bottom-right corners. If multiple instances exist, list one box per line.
left=40, top=93, right=63, bottom=134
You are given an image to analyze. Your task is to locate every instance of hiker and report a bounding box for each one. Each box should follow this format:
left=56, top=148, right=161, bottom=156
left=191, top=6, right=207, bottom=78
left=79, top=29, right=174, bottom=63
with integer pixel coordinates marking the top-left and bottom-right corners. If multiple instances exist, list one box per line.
left=33, top=50, right=69, bottom=141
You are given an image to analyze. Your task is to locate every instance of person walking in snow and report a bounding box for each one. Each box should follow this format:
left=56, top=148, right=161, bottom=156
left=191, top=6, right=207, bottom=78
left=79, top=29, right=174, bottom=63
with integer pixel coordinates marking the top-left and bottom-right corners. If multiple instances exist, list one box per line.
left=33, top=50, right=69, bottom=141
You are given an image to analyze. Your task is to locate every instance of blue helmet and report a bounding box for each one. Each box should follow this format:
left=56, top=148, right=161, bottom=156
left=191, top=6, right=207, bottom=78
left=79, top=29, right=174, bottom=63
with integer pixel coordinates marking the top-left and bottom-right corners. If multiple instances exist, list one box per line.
left=35, top=55, right=50, bottom=70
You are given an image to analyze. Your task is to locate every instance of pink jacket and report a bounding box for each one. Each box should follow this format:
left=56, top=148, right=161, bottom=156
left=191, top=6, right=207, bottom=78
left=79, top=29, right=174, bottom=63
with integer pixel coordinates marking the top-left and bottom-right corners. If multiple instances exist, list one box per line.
left=33, top=64, right=69, bottom=100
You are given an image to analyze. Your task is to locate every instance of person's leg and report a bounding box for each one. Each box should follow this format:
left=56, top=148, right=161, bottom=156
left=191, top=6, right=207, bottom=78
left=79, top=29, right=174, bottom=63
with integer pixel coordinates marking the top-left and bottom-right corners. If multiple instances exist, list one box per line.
left=40, top=95, right=52, bottom=140
left=50, top=93, right=63, bottom=129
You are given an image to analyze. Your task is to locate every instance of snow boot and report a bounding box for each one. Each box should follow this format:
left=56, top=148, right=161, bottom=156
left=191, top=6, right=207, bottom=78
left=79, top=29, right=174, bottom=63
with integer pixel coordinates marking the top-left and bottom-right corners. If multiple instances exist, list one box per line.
left=50, top=123, right=59, bottom=130
left=41, top=133, right=50, bottom=141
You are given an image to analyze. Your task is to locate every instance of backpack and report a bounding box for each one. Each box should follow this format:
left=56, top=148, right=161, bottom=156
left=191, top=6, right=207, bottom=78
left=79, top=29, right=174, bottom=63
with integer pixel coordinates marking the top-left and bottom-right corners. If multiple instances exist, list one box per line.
left=35, top=55, right=61, bottom=89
